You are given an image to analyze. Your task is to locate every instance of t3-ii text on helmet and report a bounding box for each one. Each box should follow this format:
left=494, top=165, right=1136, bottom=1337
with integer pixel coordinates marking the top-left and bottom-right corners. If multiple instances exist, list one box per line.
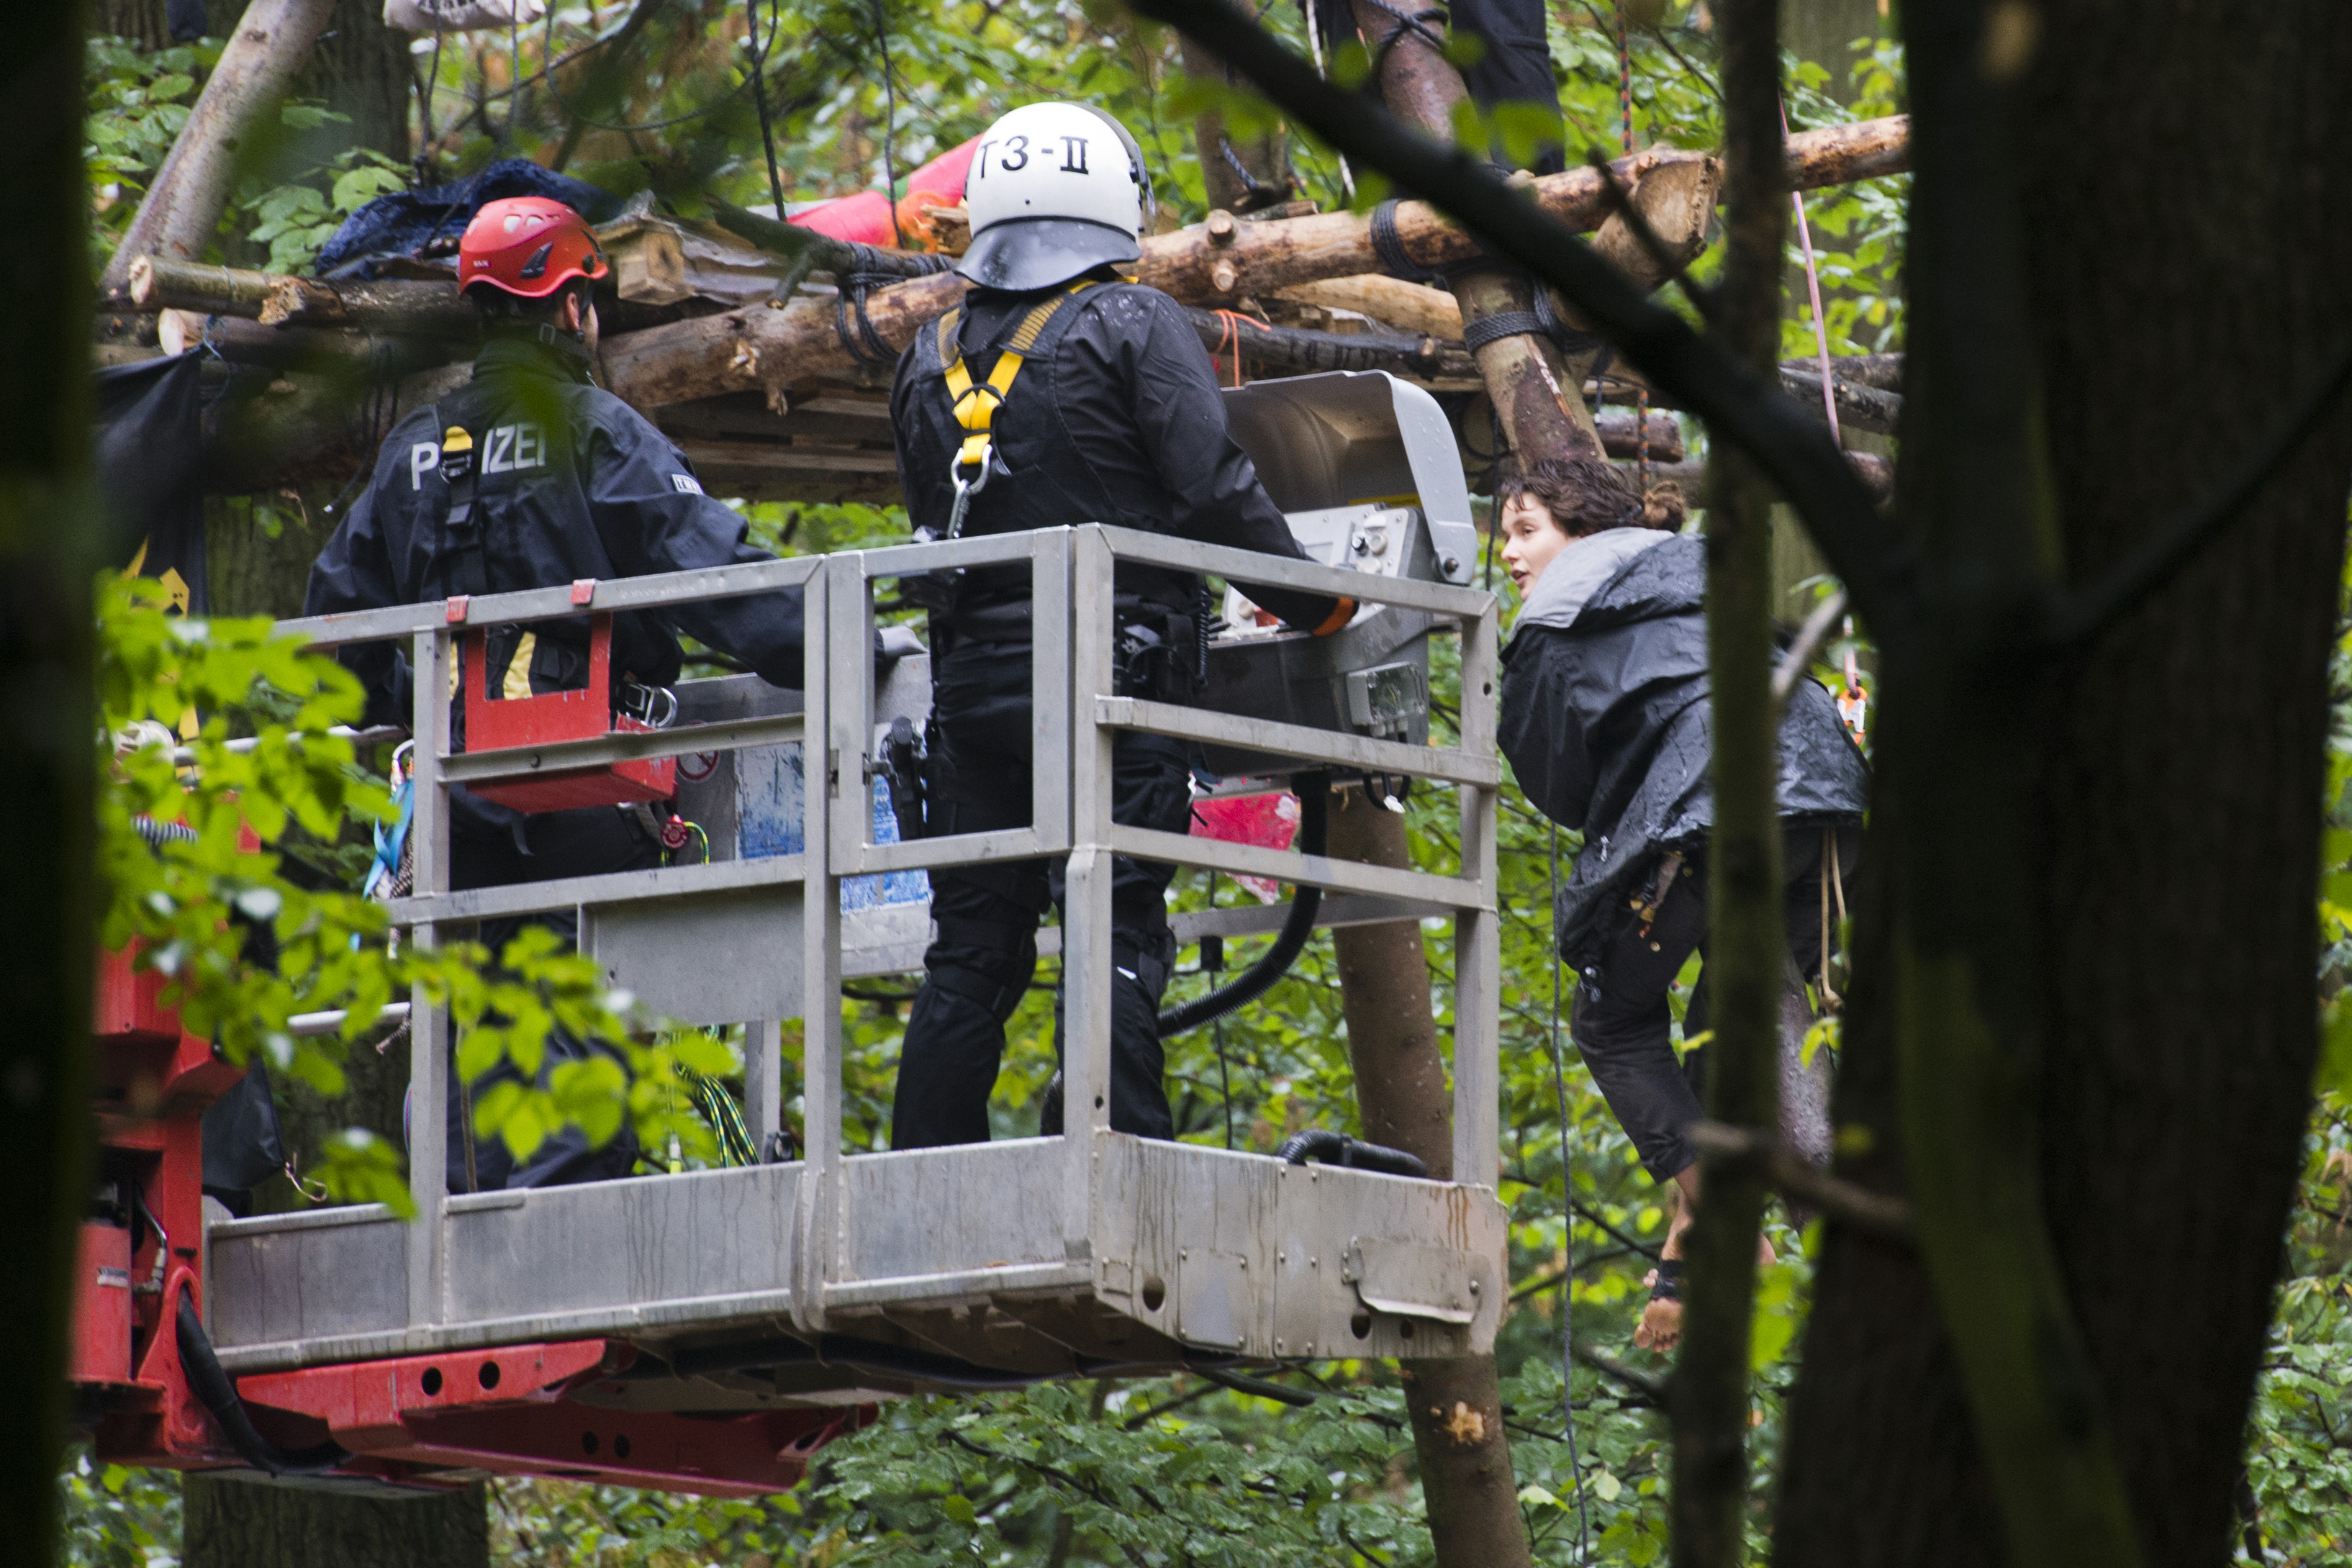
left=957, top=101, right=1154, bottom=292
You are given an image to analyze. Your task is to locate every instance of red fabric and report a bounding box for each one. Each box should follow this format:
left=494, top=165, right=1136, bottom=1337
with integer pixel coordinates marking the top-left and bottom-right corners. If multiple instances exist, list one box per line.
left=784, top=136, right=982, bottom=250
left=1189, top=789, right=1300, bottom=904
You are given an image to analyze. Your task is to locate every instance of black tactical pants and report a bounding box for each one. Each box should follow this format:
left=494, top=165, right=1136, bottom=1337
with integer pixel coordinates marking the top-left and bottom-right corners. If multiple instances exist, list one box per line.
left=445, top=799, right=660, bottom=1190
left=892, top=640, right=1193, bottom=1148
left=1571, top=825, right=1856, bottom=1184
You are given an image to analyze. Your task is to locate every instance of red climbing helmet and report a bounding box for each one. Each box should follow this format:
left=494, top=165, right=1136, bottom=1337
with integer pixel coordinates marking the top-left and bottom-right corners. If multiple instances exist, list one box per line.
left=457, top=196, right=609, bottom=301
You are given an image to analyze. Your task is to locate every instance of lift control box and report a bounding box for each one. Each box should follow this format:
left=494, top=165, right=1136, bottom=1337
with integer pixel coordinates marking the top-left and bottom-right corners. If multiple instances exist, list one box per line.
left=461, top=612, right=675, bottom=812
left=1199, top=372, right=1479, bottom=779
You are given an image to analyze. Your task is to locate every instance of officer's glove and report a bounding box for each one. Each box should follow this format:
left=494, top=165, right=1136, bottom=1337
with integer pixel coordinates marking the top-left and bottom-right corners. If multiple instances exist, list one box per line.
left=709, top=200, right=860, bottom=307
left=874, top=624, right=928, bottom=671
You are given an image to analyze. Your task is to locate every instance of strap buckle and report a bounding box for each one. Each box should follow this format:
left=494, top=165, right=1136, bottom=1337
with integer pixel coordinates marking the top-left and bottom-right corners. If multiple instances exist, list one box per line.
left=615, top=681, right=677, bottom=730
left=944, top=445, right=992, bottom=540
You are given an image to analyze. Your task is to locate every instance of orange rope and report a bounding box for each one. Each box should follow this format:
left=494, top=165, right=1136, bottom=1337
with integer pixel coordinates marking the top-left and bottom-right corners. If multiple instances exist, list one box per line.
left=1211, top=308, right=1269, bottom=388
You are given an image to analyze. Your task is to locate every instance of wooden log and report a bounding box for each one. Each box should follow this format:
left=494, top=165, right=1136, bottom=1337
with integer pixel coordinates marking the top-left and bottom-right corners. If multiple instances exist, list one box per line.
left=1593, top=409, right=1686, bottom=463
left=1819, top=352, right=1902, bottom=391
left=1596, top=356, right=1905, bottom=435
left=599, top=117, right=1909, bottom=412
left=156, top=309, right=462, bottom=377
left=97, top=0, right=342, bottom=307
left=1273, top=275, right=1463, bottom=339
left=1779, top=364, right=1902, bottom=435
left=256, top=275, right=478, bottom=337
left=130, top=254, right=479, bottom=337
left=127, top=256, right=287, bottom=317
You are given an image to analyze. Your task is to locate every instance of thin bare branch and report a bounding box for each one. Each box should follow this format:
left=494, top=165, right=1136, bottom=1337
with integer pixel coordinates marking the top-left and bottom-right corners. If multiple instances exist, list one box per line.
left=1684, top=1120, right=1914, bottom=1238
left=1771, top=588, right=1850, bottom=702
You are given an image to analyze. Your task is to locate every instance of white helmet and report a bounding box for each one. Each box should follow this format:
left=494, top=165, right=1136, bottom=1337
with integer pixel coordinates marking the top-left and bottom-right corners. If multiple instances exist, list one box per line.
left=958, top=101, right=1155, bottom=291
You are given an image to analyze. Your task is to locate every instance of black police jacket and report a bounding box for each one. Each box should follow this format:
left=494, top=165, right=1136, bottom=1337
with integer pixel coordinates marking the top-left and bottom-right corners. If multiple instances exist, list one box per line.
left=1498, top=533, right=1868, bottom=971
left=889, top=277, right=1341, bottom=636
left=305, top=332, right=805, bottom=730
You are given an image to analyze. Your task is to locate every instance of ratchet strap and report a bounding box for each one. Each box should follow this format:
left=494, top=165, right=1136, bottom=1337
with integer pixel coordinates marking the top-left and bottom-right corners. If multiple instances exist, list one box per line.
left=937, top=280, right=1095, bottom=495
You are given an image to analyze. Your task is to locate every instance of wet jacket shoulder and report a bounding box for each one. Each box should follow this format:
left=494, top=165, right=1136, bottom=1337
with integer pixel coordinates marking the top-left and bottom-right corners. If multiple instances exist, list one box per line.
left=1498, top=532, right=1868, bottom=969
left=888, top=278, right=1339, bottom=632
left=305, top=335, right=804, bottom=727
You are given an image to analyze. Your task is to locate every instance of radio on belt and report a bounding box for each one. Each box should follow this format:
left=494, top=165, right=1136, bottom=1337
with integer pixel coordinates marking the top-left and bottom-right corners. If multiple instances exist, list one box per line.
left=1197, top=370, right=1480, bottom=779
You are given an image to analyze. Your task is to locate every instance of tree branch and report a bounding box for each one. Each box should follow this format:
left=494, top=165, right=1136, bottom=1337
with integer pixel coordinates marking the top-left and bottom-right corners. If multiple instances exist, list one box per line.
left=1573, top=1341, right=1669, bottom=1403
left=1683, top=1120, right=1914, bottom=1238
left=1572, top=1198, right=1665, bottom=1260
left=1123, top=0, right=1914, bottom=635
left=1673, top=0, right=1788, bottom=1558
left=1770, top=588, right=1850, bottom=703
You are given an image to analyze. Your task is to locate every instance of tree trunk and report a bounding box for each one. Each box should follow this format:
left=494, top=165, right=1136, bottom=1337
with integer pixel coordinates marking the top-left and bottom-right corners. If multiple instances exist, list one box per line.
left=1323, top=798, right=1531, bottom=1568
left=96, top=0, right=343, bottom=309
left=1776, top=0, right=2352, bottom=1562
left=1671, top=1, right=1787, bottom=1564
left=184, top=1473, right=488, bottom=1568
left=96, top=0, right=409, bottom=160
left=1, top=0, right=97, bottom=1561
left=1339, top=0, right=1598, bottom=468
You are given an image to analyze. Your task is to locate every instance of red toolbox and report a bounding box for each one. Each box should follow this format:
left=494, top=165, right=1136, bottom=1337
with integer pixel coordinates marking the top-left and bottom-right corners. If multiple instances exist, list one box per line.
left=459, top=609, right=674, bottom=813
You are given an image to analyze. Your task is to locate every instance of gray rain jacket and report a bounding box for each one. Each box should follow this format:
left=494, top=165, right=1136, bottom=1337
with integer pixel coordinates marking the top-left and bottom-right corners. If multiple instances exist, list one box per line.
left=1498, top=531, right=1868, bottom=971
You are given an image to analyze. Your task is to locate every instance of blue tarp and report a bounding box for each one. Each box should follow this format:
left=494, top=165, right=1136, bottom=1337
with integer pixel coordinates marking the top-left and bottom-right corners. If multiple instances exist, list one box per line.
left=314, top=158, right=623, bottom=280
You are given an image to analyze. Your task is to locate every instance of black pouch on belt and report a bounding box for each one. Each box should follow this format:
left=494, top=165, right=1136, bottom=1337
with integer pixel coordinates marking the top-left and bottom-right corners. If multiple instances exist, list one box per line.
left=1113, top=609, right=1202, bottom=703
left=879, top=715, right=929, bottom=841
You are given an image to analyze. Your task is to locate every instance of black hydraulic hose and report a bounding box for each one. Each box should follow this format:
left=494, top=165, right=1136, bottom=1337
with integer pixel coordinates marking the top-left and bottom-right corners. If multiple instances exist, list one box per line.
left=623, top=1332, right=1252, bottom=1392
left=1158, top=774, right=1329, bottom=1038
left=174, top=1295, right=350, bottom=1477
left=1275, top=1127, right=1430, bottom=1180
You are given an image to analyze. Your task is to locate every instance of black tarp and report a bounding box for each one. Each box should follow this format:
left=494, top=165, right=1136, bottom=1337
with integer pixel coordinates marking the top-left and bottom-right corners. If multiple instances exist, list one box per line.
left=314, top=157, right=623, bottom=281
left=199, top=1064, right=286, bottom=1217
left=95, top=352, right=211, bottom=612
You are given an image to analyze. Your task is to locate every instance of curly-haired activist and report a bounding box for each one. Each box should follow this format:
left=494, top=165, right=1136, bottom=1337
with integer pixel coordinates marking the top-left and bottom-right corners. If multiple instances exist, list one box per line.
left=1495, top=453, right=1867, bottom=1351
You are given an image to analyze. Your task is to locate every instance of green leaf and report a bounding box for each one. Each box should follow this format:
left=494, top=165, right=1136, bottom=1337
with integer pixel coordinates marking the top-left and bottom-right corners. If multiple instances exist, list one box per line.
left=673, top=1031, right=738, bottom=1077
left=317, top=1128, right=414, bottom=1219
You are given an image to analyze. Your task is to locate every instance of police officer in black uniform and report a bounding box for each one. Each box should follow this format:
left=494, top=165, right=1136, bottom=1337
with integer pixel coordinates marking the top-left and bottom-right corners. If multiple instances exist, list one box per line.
left=887, top=102, right=1356, bottom=1149
left=307, top=196, right=810, bottom=1189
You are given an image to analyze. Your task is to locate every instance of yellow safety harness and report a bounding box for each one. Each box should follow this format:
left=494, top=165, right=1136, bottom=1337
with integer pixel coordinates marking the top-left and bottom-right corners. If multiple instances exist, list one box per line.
left=936, top=280, right=1093, bottom=538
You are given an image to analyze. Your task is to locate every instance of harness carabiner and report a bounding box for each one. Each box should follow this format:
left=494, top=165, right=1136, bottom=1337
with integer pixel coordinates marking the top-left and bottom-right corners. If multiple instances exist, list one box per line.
left=944, top=445, right=992, bottom=540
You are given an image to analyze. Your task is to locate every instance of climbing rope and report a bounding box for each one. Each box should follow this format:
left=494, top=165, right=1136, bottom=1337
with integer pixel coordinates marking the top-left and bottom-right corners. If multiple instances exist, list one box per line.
left=870, top=0, right=904, bottom=249
left=746, top=0, right=787, bottom=217
left=1550, top=820, right=1595, bottom=1563
left=1782, top=99, right=1843, bottom=443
